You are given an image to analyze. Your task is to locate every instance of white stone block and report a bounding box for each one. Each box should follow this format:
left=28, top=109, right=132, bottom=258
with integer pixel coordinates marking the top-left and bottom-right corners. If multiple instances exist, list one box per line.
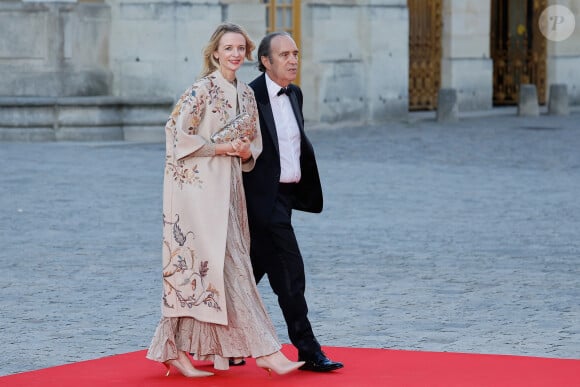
left=548, top=84, right=569, bottom=115
left=437, top=88, right=459, bottom=122
left=518, top=84, right=540, bottom=117
left=0, top=10, right=47, bottom=60
left=442, top=0, right=491, bottom=58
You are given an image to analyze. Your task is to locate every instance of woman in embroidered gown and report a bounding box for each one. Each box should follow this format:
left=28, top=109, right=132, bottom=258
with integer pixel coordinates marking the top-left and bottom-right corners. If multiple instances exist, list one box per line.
left=146, top=23, right=304, bottom=378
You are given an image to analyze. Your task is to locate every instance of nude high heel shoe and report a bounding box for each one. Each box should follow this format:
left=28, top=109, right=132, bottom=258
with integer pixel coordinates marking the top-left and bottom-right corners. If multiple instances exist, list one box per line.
left=255, top=351, right=305, bottom=376
left=163, top=352, right=214, bottom=378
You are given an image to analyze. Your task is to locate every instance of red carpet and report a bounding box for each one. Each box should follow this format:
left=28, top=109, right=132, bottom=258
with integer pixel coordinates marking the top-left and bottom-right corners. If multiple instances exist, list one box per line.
left=1, top=345, right=579, bottom=386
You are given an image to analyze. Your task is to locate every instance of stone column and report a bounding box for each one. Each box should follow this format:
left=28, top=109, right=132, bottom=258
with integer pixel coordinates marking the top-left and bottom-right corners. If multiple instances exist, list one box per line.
left=440, top=0, right=493, bottom=111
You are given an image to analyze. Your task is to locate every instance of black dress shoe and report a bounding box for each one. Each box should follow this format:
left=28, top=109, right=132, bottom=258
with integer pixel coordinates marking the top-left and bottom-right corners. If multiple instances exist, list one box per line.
left=229, top=358, right=246, bottom=366
left=298, top=351, right=344, bottom=372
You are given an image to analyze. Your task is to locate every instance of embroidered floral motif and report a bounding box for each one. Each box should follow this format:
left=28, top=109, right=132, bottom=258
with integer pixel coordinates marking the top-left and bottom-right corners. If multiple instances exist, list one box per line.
left=185, top=87, right=207, bottom=133
left=167, top=85, right=208, bottom=144
left=161, top=214, right=221, bottom=312
left=205, top=75, right=233, bottom=125
left=166, top=157, right=203, bottom=189
left=240, top=88, right=259, bottom=132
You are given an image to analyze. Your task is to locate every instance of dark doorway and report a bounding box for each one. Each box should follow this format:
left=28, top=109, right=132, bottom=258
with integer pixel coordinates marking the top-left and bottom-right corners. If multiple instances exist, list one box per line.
left=491, top=0, right=547, bottom=105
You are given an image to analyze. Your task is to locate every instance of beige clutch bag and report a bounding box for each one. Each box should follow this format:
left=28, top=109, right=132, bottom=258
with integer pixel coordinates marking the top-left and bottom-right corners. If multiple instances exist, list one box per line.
left=210, top=113, right=256, bottom=143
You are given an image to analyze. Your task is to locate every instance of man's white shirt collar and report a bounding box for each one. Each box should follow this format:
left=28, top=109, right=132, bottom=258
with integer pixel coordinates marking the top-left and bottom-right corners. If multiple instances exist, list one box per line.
left=265, top=73, right=286, bottom=100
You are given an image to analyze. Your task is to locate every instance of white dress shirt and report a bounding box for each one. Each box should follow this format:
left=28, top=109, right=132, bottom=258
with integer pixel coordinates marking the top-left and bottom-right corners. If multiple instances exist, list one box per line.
left=265, top=73, right=302, bottom=183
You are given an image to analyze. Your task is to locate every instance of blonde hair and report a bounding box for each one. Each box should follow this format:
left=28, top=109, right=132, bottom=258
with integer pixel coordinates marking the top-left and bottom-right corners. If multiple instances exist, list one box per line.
left=200, top=22, right=255, bottom=78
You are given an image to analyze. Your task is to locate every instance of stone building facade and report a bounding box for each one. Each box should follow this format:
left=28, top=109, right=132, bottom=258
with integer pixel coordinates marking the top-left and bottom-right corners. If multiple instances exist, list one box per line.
left=0, top=0, right=578, bottom=139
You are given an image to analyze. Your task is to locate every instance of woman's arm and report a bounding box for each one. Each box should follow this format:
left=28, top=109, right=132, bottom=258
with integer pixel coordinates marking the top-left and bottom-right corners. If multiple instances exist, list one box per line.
left=190, top=142, right=236, bottom=157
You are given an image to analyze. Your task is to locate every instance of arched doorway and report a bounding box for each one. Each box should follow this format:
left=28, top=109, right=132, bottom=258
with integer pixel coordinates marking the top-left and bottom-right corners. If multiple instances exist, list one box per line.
left=491, top=0, right=547, bottom=105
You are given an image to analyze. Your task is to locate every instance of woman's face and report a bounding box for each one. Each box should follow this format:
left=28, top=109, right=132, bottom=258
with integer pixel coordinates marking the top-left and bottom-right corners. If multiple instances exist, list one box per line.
left=214, top=32, right=247, bottom=77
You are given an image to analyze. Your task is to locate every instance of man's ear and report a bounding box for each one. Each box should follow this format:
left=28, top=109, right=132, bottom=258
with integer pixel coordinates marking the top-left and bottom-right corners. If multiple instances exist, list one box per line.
left=260, top=55, right=269, bottom=70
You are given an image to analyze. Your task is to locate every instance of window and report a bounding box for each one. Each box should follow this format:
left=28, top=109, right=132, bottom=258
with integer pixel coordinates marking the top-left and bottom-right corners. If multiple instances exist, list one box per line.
left=264, top=0, right=301, bottom=83
left=265, top=0, right=299, bottom=35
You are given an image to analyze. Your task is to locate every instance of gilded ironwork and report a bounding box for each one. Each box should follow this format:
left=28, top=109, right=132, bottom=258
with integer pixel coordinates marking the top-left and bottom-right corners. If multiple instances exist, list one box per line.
left=408, top=0, right=442, bottom=111
left=491, top=0, right=547, bottom=105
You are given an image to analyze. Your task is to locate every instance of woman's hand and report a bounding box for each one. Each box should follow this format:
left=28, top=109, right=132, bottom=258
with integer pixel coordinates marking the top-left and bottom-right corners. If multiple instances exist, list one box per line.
left=227, top=137, right=251, bottom=160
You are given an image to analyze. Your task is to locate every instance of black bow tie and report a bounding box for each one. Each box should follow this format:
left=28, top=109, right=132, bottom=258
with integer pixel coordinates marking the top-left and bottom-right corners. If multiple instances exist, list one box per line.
left=277, top=87, right=292, bottom=97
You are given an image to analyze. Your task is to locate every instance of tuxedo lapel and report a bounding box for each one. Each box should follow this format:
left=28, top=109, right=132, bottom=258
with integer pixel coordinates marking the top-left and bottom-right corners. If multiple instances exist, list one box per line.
left=288, top=90, right=304, bottom=133
left=254, top=75, right=280, bottom=156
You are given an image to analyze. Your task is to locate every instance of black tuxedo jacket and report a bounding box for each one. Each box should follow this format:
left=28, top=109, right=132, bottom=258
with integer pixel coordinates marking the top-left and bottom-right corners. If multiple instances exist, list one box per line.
left=243, top=73, right=323, bottom=228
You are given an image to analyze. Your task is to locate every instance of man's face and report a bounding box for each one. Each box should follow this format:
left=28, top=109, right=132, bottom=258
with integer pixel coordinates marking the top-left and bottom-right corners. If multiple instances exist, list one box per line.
left=262, top=35, right=299, bottom=87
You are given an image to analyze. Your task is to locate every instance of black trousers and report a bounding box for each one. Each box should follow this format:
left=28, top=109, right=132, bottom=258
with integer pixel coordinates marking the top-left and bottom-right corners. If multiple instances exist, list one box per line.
left=249, top=184, right=321, bottom=357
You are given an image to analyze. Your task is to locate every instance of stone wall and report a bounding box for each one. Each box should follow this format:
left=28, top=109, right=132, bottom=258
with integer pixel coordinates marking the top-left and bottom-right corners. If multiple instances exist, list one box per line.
left=105, top=0, right=264, bottom=99
left=1, top=0, right=417, bottom=127
left=0, top=1, right=112, bottom=97
left=301, top=0, right=409, bottom=123
left=106, top=0, right=410, bottom=123
left=546, top=0, right=580, bottom=105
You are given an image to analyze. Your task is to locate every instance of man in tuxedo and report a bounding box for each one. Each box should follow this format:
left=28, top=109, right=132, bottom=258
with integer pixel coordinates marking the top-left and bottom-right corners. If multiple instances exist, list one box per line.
left=242, top=31, right=343, bottom=372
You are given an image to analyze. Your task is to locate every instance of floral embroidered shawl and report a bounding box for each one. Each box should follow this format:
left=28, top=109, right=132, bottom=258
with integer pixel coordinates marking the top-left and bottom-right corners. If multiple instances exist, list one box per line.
left=160, top=70, right=261, bottom=325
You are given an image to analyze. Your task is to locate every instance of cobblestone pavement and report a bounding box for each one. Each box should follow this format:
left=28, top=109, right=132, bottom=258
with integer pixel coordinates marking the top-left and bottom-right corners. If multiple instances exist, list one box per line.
left=1, top=111, right=579, bottom=376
